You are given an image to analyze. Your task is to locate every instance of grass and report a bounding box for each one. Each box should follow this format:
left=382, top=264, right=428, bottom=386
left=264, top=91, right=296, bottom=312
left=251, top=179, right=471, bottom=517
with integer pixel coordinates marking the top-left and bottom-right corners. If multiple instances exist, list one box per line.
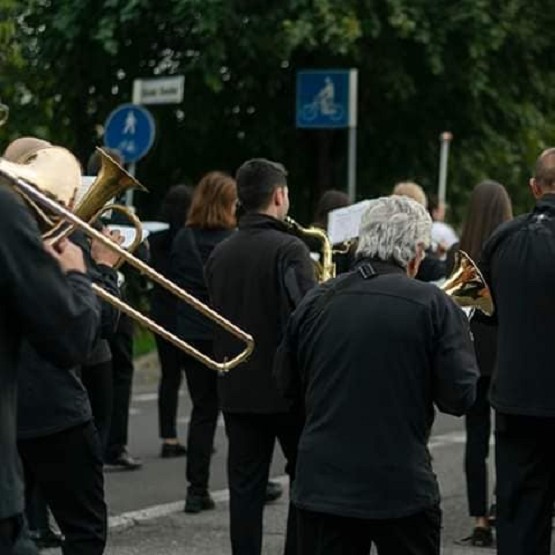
left=133, top=325, right=156, bottom=358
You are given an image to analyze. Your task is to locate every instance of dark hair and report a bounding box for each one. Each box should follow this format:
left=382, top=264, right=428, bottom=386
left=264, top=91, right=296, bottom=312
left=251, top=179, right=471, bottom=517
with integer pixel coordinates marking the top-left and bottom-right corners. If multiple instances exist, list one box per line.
left=87, top=148, right=123, bottom=174
left=235, top=158, right=288, bottom=212
left=459, top=180, right=513, bottom=261
left=187, top=171, right=237, bottom=229
left=428, top=193, right=439, bottom=214
left=313, top=189, right=350, bottom=229
left=158, top=184, right=194, bottom=234
left=534, top=148, right=555, bottom=191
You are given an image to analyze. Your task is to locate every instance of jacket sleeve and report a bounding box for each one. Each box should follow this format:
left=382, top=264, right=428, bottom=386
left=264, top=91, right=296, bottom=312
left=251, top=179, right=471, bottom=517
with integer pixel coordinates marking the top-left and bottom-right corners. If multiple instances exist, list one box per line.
left=274, top=302, right=304, bottom=412
left=274, top=286, right=324, bottom=413
left=280, top=239, right=318, bottom=309
left=0, top=188, right=101, bottom=369
left=431, top=292, right=479, bottom=416
left=93, top=263, right=121, bottom=339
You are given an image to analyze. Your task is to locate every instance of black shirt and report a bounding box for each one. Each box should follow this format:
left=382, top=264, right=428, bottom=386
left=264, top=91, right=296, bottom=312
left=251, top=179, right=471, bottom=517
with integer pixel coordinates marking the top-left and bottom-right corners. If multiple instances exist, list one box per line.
left=275, top=259, right=478, bottom=519
left=482, top=193, right=555, bottom=416
left=0, top=186, right=99, bottom=519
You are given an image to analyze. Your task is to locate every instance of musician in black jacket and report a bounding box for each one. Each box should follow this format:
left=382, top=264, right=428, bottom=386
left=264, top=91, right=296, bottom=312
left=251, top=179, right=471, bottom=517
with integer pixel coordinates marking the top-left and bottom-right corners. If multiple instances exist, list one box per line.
left=205, top=159, right=316, bottom=555
left=17, top=228, right=122, bottom=555
left=275, top=195, right=478, bottom=555
left=481, top=148, right=555, bottom=555
left=0, top=175, right=100, bottom=551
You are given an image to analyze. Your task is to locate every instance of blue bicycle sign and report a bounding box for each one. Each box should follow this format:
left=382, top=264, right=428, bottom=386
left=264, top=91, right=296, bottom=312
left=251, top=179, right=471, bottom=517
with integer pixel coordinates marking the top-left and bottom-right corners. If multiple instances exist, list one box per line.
left=296, top=70, right=354, bottom=129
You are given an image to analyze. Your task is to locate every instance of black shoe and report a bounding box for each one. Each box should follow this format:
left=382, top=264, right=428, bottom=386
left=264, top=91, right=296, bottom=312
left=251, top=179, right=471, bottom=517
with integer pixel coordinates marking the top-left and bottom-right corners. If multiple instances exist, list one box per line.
left=161, top=442, right=187, bottom=458
left=105, top=449, right=142, bottom=471
left=265, top=480, right=283, bottom=504
left=29, top=528, right=64, bottom=549
left=184, top=492, right=215, bottom=514
left=455, top=527, right=494, bottom=548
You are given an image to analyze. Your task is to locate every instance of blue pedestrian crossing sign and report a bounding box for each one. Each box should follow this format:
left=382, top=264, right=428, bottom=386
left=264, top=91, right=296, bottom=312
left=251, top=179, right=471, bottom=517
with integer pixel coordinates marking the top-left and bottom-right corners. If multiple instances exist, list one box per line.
left=296, top=69, right=358, bottom=129
left=104, top=104, right=156, bottom=163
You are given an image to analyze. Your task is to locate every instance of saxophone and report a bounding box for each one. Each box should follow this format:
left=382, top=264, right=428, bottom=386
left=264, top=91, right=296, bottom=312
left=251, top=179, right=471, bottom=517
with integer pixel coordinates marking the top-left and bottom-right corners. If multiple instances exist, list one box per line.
left=285, top=216, right=336, bottom=282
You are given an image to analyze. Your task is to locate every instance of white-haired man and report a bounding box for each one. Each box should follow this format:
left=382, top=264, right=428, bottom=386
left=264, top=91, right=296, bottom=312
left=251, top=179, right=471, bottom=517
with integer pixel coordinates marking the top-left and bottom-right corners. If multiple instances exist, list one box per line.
left=274, top=195, right=479, bottom=555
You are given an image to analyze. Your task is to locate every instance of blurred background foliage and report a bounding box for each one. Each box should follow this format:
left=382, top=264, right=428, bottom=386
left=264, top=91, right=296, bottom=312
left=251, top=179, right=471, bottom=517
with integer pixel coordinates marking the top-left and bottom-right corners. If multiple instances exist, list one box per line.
left=1, top=0, right=555, bottom=225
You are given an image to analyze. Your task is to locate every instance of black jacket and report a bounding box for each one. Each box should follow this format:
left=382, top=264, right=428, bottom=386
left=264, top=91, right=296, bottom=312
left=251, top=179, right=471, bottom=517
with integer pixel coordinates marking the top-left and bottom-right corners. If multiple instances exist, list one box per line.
left=205, top=213, right=317, bottom=413
left=171, top=226, right=233, bottom=340
left=17, top=256, right=120, bottom=440
left=0, top=186, right=100, bottom=519
left=482, top=194, right=555, bottom=416
left=274, top=259, right=478, bottom=519
left=149, top=228, right=178, bottom=332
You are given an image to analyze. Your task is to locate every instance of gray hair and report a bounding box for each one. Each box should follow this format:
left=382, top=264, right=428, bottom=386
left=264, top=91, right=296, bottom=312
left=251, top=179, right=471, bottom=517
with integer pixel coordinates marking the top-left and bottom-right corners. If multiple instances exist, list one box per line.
left=356, top=195, right=432, bottom=268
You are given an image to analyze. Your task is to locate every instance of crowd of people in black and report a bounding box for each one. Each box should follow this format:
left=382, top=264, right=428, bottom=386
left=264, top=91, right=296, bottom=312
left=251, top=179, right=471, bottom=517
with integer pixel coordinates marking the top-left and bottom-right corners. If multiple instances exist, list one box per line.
left=2, top=137, right=555, bottom=555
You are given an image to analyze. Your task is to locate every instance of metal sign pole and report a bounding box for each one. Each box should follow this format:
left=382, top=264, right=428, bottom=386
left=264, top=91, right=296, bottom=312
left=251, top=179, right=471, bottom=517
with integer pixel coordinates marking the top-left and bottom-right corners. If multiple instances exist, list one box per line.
left=437, top=131, right=453, bottom=207
left=347, top=69, right=358, bottom=202
left=125, top=162, right=137, bottom=208
left=347, top=127, right=357, bottom=203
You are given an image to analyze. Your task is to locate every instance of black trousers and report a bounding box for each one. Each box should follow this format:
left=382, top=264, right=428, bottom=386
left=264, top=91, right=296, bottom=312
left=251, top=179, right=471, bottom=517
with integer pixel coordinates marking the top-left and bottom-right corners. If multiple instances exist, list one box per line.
left=0, top=515, right=37, bottom=555
left=495, top=413, right=555, bottom=555
left=81, top=360, right=113, bottom=453
left=223, top=412, right=302, bottom=555
left=24, top=485, right=50, bottom=533
left=107, top=314, right=134, bottom=458
left=18, top=422, right=107, bottom=555
left=183, top=340, right=218, bottom=494
left=297, top=506, right=441, bottom=555
left=464, top=376, right=492, bottom=516
left=156, top=335, right=184, bottom=439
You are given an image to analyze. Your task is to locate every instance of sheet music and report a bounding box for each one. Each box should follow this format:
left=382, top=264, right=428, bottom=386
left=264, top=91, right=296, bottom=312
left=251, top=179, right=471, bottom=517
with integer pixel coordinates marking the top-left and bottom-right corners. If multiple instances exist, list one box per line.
left=327, top=200, right=371, bottom=245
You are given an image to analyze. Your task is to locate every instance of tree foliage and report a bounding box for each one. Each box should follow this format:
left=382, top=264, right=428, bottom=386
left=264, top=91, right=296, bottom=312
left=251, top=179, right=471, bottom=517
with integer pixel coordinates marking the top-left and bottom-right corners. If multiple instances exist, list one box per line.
left=1, top=0, right=555, bottom=222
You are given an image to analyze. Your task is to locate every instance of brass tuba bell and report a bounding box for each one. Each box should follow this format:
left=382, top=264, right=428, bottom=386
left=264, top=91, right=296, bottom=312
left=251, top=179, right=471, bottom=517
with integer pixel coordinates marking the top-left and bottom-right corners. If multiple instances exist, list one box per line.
left=441, top=250, right=494, bottom=316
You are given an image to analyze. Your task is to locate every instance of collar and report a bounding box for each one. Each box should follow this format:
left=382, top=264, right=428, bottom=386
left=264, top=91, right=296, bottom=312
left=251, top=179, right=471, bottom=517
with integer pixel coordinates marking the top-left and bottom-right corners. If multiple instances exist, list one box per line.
left=353, top=257, right=406, bottom=277
left=535, top=193, right=555, bottom=213
left=238, top=212, right=288, bottom=232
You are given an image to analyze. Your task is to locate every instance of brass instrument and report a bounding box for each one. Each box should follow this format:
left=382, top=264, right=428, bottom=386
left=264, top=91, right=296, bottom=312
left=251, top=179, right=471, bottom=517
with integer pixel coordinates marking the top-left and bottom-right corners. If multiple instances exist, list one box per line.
left=44, top=148, right=146, bottom=251
left=441, top=250, right=494, bottom=316
left=285, top=216, right=336, bottom=282
left=0, top=151, right=254, bottom=373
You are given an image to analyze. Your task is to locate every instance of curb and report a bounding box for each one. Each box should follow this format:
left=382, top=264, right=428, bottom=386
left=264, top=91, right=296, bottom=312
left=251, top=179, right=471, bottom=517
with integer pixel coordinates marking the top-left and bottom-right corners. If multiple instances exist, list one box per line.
left=108, top=475, right=289, bottom=533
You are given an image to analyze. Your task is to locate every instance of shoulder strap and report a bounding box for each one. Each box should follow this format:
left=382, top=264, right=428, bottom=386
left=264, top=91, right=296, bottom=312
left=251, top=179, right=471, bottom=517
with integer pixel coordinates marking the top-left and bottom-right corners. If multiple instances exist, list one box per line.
left=312, top=262, right=378, bottom=317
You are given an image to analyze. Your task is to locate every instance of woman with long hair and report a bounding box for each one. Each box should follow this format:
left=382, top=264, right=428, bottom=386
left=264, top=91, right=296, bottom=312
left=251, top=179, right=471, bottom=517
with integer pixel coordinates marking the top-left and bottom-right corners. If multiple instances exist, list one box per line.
left=170, top=171, right=238, bottom=513
left=456, top=180, right=513, bottom=547
left=149, top=184, right=194, bottom=457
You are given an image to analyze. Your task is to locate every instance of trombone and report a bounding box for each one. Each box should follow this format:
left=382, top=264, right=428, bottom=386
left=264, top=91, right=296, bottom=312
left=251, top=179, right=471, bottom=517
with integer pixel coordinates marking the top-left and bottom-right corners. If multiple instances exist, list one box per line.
left=0, top=155, right=254, bottom=373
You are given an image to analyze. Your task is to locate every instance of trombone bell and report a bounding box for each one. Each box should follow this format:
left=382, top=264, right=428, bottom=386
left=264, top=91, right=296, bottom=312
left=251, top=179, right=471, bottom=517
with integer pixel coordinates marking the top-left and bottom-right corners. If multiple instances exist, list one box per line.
left=441, top=250, right=494, bottom=316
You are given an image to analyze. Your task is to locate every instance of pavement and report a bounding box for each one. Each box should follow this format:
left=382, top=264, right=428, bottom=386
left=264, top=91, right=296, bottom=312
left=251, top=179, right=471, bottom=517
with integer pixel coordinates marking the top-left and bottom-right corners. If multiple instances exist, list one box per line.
left=41, top=352, right=506, bottom=554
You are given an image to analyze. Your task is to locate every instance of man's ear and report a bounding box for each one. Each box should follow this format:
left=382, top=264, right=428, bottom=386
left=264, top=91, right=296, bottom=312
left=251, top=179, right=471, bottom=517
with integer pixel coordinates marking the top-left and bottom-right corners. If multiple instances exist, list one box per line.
left=407, top=244, right=425, bottom=278
left=274, top=186, right=285, bottom=208
left=530, top=178, right=543, bottom=199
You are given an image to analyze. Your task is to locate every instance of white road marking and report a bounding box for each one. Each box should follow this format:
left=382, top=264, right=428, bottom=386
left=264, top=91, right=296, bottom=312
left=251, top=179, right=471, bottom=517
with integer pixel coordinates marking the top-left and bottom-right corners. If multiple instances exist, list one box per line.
left=108, top=430, right=475, bottom=532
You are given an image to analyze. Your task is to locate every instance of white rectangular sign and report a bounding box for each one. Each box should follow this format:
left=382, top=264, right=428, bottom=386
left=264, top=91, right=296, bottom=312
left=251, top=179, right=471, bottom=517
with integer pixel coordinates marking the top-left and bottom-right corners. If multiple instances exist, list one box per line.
left=132, top=76, right=185, bottom=105
left=327, top=200, right=370, bottom=245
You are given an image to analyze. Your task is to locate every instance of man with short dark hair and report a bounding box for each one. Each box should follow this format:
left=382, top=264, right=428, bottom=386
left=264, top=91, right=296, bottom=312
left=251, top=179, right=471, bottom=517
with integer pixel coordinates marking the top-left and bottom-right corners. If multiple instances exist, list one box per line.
left=482, top=147, right=555, bottom=555
left=206, top=158, right=316, bottom=555
left=275, top=195, right=478, bottom=555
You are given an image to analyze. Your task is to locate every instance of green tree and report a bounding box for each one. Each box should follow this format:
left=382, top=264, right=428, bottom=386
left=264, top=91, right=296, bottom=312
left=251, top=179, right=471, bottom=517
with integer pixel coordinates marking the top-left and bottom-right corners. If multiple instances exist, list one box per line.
left=3, top=0, right=555, bottom=222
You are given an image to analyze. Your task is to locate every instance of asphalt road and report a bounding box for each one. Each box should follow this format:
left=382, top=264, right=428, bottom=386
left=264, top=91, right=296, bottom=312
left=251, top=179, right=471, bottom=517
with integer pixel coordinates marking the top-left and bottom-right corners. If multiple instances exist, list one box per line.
left=44, top=354, right=501, bottom=553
